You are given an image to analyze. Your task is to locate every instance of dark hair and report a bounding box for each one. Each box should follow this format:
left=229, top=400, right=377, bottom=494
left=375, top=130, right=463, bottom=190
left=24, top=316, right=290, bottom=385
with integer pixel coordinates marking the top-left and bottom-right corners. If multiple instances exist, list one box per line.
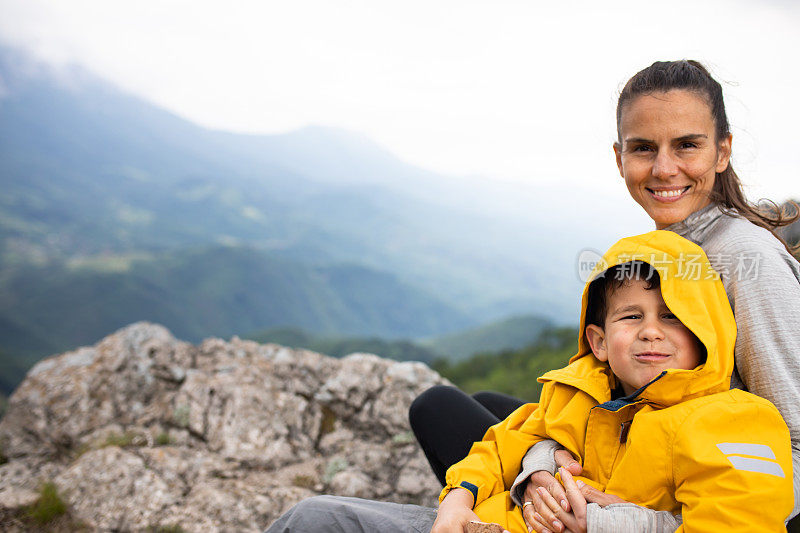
left=616, top=60, right=799, bottom=254
left=586, top=261, right=660, bottom=328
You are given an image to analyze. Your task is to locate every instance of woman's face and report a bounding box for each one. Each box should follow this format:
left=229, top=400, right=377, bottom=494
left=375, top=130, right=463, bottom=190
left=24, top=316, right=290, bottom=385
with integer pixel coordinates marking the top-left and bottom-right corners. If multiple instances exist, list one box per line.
left=614, top=90, right=732, bottom=229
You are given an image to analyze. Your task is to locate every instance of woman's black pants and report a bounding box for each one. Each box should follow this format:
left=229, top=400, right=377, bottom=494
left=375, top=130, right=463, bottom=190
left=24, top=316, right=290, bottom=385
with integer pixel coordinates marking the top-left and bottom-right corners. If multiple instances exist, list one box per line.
left=408, top=385, right=526, bottom=486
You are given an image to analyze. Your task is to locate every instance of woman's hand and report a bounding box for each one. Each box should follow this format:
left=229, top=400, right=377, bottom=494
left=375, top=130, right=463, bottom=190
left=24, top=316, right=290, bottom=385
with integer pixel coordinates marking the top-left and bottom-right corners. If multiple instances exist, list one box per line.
left=522, top=449, right=582, bottom=533
left=432, top=488, right=484, bottom=533
left=530, top=468, right=588, bottom=533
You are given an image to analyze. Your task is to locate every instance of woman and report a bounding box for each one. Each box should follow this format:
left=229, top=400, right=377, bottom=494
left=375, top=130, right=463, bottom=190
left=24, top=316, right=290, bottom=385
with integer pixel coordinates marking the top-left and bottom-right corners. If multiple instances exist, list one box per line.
left=412, top=60, right=800, bottom=533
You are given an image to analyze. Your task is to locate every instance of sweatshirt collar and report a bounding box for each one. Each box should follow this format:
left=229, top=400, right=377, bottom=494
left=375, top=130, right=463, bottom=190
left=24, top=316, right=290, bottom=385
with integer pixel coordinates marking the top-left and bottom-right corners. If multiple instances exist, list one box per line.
left=663, top=203, right=725, bottom=242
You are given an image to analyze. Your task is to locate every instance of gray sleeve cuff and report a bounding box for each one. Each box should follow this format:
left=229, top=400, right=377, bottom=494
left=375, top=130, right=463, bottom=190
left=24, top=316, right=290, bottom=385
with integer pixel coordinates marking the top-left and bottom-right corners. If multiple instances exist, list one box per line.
left=586, top=502, right=682, bottom=533
left=510, top=440, right=562, bottom=507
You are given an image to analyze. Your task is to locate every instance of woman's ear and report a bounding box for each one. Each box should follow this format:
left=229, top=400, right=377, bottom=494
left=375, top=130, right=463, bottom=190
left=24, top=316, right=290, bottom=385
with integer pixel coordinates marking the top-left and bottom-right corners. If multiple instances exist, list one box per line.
left=613, top=143, right=624, bottom=178
left=715, top=133, right=732, bottom=173
left=585, top=324, right=608, bottom=362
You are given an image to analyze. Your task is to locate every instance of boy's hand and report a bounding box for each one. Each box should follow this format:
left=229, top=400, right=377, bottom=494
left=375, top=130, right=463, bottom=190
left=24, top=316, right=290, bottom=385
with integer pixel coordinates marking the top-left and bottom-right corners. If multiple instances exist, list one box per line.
left=522, top=450, right=582, bottom=533
left=432, top=488, right=485, bottom=533
left=578, top=483, right=625, bottom=507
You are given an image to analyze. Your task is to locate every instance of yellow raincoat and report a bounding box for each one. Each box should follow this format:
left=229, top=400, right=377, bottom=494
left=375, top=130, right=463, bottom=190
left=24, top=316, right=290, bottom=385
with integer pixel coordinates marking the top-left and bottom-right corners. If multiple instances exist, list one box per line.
left=441, top=231, right=793, bottom=532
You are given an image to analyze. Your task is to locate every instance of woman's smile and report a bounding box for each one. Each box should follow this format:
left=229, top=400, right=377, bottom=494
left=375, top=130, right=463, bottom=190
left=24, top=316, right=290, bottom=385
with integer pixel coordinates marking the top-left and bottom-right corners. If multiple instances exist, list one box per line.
left=647, top=186, right=691, bottom=201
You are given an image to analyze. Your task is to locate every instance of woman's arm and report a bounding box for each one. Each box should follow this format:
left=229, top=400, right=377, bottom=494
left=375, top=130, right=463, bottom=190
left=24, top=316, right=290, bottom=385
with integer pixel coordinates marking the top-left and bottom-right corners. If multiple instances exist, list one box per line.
left=722, top=236, right=800, bottom=517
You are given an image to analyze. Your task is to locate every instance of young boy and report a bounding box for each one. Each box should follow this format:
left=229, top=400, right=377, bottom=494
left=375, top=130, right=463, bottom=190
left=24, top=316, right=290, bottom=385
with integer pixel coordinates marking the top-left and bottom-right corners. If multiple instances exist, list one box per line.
left=435, top=231, right=793, bottom=532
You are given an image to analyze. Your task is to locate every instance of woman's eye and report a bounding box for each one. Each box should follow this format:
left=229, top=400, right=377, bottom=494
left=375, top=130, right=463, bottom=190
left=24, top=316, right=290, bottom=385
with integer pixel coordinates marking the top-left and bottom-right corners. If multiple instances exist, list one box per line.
left=631, top=145, right=653, bottom=153
left=663, top=313, right=678, bottom=320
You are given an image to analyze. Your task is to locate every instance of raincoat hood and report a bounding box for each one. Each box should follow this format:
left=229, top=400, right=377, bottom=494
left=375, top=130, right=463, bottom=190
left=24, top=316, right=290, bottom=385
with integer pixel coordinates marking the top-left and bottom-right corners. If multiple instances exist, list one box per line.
left=543, top=230, right=737, bottom=407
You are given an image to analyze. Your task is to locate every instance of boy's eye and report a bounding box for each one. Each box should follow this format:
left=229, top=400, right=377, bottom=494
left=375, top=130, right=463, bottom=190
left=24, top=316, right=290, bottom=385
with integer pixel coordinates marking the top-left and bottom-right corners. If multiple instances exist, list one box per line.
left=621, top=314, right=641, bottom=320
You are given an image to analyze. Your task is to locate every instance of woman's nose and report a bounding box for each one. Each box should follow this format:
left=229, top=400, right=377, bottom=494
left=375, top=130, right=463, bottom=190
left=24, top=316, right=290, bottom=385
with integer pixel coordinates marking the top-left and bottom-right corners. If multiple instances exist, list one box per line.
left=651, top=150, right=679, bottom=179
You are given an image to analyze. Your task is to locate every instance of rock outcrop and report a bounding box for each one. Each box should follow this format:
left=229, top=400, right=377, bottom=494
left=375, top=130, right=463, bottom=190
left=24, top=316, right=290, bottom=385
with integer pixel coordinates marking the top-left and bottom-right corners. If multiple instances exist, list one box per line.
left=0, top=322, right=447, bottom=531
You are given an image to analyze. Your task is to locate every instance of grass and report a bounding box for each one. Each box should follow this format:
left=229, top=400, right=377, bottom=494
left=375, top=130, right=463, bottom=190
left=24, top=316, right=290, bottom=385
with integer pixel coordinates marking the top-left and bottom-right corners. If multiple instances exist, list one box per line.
left=147, top=526, right=186, bottom=533
left=103, top=432, right=137, bottom=448
left=323, top=457, right=348, bottom=484
left=292, top=475, right=316, bottom=489
left=173, top=405, right=190, bottom=428
left=319, top=406, right=336, bottom=437
left=25, top=482, right=67, bottom=525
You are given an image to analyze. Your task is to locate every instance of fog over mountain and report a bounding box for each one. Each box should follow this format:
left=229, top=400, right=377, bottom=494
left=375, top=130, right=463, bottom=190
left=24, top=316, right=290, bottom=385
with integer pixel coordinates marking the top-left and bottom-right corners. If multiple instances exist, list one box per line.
left=0, top=45, right=624, bottom=392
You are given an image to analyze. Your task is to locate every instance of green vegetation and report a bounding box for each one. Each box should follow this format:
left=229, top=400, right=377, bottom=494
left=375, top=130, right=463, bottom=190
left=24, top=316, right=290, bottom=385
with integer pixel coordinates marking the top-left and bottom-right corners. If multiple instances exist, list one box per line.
left=172, top=405, right=191, bottom=428
left=781, top=201, right=800, bottom=261
left=292, top=475, right=316, bottom=489
left=391, top=431, right=415, bottom=445
left=25, top=482, right=67, bottom=525
left=247, top=326, right=440, bottom=363
left=319, top=406, right=337, bottom=437
left=0, top=391, right=7, bottom=420
left=323, top=457, right=349, bottom=484
left=0, top=247, right=471, bottom=396
left=422, top=314, right=553, bottom=361
left=103, top=432, right=137, bottom=448
left=433, top=327, right=578, bottom=403
left=147, top=525, right=186, bottom=533
left=155, top=432, right=172, bottom=446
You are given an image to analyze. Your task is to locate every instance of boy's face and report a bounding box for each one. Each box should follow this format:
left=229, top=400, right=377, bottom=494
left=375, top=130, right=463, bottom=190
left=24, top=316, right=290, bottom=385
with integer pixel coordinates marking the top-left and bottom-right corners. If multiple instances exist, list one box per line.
left=585, top=278, right=704, bottom=396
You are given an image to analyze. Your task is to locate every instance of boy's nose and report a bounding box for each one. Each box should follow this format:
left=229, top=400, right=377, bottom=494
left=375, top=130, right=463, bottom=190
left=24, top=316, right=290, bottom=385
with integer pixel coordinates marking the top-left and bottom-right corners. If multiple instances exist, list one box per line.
left=639, top=318, right=666, bottom=341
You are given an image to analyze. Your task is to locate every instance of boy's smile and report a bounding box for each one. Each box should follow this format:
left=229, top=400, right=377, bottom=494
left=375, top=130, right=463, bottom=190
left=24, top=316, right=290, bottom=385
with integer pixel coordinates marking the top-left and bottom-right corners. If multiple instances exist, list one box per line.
left=585, top=278, right=704, bottom=396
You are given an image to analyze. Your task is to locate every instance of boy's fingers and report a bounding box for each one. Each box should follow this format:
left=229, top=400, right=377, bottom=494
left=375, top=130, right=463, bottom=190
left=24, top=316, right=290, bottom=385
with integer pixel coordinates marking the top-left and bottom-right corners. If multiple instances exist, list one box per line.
left=559, top=469, right=586, bottom=521
left=554, top=450, right=582, bottom=476
left=528, top=471, right=570, bottom=512
left=579, top=484, right=626, bottom=506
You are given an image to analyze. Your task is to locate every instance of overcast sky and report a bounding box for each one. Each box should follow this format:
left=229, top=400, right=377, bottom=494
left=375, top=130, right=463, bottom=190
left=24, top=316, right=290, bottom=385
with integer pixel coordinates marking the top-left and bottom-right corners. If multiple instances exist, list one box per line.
left=1, top=0, right=798, bottom=207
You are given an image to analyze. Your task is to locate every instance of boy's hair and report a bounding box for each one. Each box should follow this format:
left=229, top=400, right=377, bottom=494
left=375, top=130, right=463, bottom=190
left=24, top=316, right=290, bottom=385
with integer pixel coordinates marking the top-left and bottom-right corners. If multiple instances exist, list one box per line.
left=585, top=260, right=707, bottom=363
left=586, top=261, right=660, bottom=328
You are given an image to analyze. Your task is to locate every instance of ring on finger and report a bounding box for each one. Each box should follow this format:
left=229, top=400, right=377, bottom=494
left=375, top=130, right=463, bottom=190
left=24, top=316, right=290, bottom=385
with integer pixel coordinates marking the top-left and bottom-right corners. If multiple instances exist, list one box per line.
left=522, top=501, right=534, bottom=510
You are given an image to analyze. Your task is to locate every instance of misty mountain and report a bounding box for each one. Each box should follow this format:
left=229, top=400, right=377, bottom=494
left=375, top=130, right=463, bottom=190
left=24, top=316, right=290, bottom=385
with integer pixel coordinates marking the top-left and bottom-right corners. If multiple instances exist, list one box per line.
left=0, top=45, right=585, bottom=392
left=0, top=45, right=583, bottom=314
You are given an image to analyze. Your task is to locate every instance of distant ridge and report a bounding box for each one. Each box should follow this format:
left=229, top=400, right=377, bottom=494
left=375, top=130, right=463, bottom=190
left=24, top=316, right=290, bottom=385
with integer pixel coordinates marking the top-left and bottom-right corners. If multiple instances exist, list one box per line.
left=246, top=313, right=555, bottom=365
left=422, top=314, right=553, bottom=361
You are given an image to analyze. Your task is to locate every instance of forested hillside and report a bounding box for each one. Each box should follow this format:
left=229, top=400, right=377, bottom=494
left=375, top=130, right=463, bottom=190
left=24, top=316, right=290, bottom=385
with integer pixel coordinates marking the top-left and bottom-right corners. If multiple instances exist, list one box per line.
left=433, top=327, right=578, bottom=402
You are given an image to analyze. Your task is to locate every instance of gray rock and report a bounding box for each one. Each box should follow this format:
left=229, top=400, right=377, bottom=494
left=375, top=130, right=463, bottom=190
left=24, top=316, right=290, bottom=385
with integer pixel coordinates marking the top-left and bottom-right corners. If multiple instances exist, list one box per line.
left=0, top=487, right=38, bottom=511
left=0, top=322, right=449, bottom=531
